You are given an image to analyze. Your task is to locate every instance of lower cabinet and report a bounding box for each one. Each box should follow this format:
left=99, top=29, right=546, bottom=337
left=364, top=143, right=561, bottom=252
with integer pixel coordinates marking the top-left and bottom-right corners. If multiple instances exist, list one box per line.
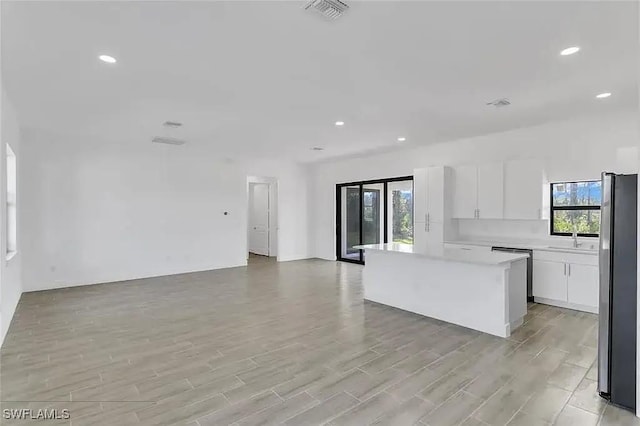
left=567, top=263, right=599, bottom=308
left=532, top=251, right=599, bottom=313
left=533, top=260, right=568, bottom=301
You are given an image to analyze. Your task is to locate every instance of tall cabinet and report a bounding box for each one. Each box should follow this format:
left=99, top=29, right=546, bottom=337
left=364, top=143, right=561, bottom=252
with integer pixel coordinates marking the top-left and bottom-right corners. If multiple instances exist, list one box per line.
left=413, top=166, right=453, bottom=252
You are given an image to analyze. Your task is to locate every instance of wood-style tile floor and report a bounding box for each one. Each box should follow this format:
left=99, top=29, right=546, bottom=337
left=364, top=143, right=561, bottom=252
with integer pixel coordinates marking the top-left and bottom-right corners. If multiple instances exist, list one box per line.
left=1, top=259, right=637, bottom=425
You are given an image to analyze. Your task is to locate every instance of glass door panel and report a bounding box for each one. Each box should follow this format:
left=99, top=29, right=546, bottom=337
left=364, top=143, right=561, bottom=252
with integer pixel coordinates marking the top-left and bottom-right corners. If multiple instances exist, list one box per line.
left=362, top=183, right=384, bottom=245
left=387, top=180, right=414, bottom=244
left=340, top=185, right=361, bottom=261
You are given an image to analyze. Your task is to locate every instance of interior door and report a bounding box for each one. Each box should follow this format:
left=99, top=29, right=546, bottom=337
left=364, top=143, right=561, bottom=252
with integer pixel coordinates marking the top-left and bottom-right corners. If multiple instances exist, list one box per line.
left=249, top=183, right=270, bottom=256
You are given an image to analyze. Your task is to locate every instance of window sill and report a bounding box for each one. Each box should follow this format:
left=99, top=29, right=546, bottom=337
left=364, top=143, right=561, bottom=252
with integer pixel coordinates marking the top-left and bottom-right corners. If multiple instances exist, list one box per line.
left=6, top=251, right=17, bottom=262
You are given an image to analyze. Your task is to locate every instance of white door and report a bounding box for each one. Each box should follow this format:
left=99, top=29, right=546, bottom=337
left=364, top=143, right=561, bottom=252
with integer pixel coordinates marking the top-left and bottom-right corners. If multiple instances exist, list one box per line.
left=477, top=162, right=504, bottom=219
left=567, top=263, right=599, bottom=310
left=452, top=165, right=478, bottom=219
left=249, top=183, right=270, bottom=256
left=533, top=260, right=568, bottom=301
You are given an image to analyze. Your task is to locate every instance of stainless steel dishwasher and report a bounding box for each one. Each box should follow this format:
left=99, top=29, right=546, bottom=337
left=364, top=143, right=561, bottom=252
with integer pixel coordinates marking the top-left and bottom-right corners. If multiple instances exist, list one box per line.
left=491, top=246, right=533, bottom=302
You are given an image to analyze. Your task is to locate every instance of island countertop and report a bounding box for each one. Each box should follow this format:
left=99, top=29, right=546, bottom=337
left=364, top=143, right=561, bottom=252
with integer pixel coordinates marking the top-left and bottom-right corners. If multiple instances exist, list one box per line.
left=354, top=243, right=529, bottom=266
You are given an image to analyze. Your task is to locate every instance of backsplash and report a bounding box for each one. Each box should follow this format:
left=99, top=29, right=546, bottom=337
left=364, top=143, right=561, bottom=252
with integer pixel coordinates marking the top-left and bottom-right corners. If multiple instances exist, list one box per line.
left=456, top=219, right=552, bottom=241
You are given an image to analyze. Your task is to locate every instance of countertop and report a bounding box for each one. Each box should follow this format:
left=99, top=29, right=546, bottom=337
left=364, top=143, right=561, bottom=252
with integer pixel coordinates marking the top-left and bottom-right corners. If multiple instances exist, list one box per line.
left=354, top=243, right=530, bottom=266
left=444, top=238, right=599, bottom=256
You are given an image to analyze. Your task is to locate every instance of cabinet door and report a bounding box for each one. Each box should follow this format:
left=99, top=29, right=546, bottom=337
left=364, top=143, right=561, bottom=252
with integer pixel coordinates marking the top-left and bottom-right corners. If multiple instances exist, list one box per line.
left=452, top=165, right=477, bottom=219
left=504, top=159, right=543, bottom=220
left=413, top=168, right=428, bottom=224
left=413, top=223, right=427, bottom=253
left=477, top=162, right=504, bottom=219
left=533, top=260, right=568, bottom=301
left=425, top=221, right=444, bottom=246
left=567, top=263, right=599, bottom=309
left=427, top=167, right=445, bottom=223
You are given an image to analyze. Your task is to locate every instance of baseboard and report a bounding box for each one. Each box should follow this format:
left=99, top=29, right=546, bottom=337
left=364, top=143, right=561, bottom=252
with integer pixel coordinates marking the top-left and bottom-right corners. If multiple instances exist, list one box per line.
left=534, top=297, right=598, bottom=314
left=24, top=261, right=249, bottom=293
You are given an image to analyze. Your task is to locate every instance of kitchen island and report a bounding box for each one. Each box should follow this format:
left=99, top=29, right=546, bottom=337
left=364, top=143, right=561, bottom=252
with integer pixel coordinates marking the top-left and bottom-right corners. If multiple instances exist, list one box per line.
left=355, top=243, right=530, bottom=338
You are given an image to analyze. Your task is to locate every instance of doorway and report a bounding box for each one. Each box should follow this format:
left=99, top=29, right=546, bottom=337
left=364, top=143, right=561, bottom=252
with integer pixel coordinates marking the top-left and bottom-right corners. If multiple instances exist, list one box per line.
left=336, top=176, right=413, bottom=264
left=247, top=177, right=278, bottom=261
left=249, top=183, right=270, bottom=256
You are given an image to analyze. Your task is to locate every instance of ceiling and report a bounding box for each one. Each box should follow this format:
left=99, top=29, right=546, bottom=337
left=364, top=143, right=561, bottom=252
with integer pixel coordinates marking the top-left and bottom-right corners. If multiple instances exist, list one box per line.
left=2, top=1, right=638, bottom=162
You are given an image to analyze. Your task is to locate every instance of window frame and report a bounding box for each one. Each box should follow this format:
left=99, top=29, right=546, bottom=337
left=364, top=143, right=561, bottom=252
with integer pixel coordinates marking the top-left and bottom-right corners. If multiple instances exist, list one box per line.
left=549, top=180, right=601, bottom=238
left=335, top=175, right=414, bottom=265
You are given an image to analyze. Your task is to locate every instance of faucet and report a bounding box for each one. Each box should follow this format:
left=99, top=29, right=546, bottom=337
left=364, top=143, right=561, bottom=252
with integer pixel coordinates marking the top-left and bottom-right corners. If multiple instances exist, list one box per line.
left=572, top=226, right=582, bottom=248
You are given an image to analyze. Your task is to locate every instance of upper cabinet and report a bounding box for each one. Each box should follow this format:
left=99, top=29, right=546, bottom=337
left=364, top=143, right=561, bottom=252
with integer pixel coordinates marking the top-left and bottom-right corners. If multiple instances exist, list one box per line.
left=477, top=163, right=504, bottom=219
left=452, top=159, right=545, bottom=221
left=452, top=165, right=477, bottom=219
left=504, top=159, right=544, bottom=220
left=453, top=163, right=504, bottom=219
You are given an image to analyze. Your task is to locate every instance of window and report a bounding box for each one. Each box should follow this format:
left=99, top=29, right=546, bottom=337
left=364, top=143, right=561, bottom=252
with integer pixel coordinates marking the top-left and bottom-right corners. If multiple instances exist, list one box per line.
left=550, top=180, right=601, bottom=237
left=6, top=144, right=17, bottom=256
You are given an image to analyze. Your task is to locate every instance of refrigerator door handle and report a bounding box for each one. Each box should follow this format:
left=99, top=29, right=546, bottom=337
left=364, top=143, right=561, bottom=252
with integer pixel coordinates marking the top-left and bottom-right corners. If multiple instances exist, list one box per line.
left=598, top=172, right=614, bottom=396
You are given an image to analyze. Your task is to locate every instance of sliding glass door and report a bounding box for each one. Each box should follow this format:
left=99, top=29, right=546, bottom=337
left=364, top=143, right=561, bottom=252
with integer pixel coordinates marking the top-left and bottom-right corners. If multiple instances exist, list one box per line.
left=336, top=176, right=413, bottom=264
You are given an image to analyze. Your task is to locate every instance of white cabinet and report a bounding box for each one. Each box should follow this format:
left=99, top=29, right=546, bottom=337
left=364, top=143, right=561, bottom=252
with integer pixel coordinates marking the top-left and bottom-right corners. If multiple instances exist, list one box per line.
left=452, top=165, right=477, bottom=219
left=567, top=264, right=599, bottom=308
left=533, top=260, right=568, bottom=301
left=452, top=163, right=504, bottom=220
left=427, top=167, right=445, bottom=223
left=414, top=167, right=451, bottom=251
left=477, top=163, right=504, bottom=219
left=532, top=250, right=598, bottom=313
left=413, top=168, right=428, bottom=225
left=504, top=159, right=544, bottom=220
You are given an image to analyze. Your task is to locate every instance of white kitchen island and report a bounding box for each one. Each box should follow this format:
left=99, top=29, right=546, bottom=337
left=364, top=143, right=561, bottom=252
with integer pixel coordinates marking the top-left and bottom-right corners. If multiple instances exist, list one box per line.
left=355, top=243, right=530, bottom=338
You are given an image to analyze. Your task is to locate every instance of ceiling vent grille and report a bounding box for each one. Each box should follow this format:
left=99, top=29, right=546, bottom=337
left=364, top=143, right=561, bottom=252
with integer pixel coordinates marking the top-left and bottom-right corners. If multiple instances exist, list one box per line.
left=152, top=136, right=186, bottom=146
left=163, top=121, right=183, bottom=128
left=305, top=0, right=349, bottom=20
left=486, top=98, right=511, bottom=108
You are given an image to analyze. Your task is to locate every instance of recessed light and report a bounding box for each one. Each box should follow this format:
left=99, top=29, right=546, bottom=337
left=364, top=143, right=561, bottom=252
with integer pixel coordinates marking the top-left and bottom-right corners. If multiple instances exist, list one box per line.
left=335, top=121, right=345, bottom=127
left=560, top=46, right=580, bottom=56
left=397, top=137, right=406, bottom=142
left=596, top=92, right=612, bottom=99
left=99, top=54, right=117, bottom=64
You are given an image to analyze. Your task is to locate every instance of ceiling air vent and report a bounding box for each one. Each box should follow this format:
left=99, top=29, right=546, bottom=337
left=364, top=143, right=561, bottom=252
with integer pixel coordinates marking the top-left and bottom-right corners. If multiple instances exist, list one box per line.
left=163, top=121, right=183, bottom=128
left=152, top=136, right=186, bottom=146
left=486, top=98, right=511, bottom=108
left=305, top=0, right=349, bottom=20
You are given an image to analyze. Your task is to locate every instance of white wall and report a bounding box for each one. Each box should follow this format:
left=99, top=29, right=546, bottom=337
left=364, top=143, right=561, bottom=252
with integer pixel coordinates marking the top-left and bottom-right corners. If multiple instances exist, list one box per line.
left=0, top=88, right=23, bottom=345
left=21, top=131, right=310, bottom=292
left=310, top=109, right=639, bottom=259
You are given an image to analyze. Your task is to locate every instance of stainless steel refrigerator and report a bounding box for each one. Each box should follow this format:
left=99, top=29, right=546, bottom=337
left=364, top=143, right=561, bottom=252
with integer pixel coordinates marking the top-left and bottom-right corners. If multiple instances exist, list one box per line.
left=598, top=172, right=637, bottom=411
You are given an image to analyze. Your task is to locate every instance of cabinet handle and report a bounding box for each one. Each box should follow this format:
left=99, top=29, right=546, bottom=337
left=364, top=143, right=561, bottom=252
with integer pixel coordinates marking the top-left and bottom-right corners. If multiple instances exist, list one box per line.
left=568, top=264, right=571, bottom=276
left=564, top=263, right=567, bottom=275
left=425, top=213, right=428, bottom=223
